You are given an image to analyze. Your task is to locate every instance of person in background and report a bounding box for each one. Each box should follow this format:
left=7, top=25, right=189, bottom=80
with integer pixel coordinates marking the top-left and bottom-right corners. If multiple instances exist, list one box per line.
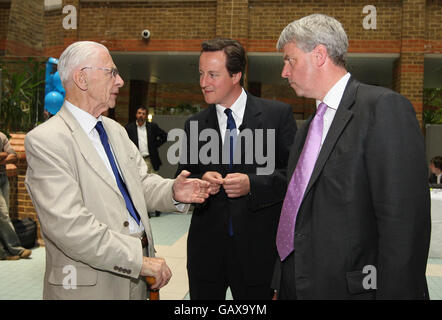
left=126, top=107, right=168, bottom=217
left=125, top=107, right=167, bottom=174
left=273, top=14, right=430, bottom=299
left=429, top=156, right=442, bottom=185
left=0, top=131, right=32, bottom=261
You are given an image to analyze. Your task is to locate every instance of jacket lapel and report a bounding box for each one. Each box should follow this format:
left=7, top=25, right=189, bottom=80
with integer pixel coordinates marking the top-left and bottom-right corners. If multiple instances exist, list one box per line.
left=58, top=106, right=121, bottom=196
left=303, top=77, right=358, bottom=197
left=146, top=122, right=152, bottom=149
left=204, top=105, right=225, bottom=172
left=288, top=115, right=313, bottom=177
left=234, top=92, right=262, bottom=169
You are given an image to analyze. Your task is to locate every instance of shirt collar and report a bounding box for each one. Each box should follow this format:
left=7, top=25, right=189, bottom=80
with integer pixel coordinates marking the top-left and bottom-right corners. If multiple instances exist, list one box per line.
left=216, top=88, right=247, bottom=119
left=316, top=72, right=351, bottom=110
left=65, top=100, right=103, bottom=135
left=137, top=121, right=146, bottom=128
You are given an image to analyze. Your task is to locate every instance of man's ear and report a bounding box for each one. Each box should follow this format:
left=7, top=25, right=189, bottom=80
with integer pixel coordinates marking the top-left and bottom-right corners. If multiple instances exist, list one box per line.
left=231, top=71, right=242, bottom=85
left=72, top=69, right=88, bottom=91
left=314, top=44, right=328, bottom=67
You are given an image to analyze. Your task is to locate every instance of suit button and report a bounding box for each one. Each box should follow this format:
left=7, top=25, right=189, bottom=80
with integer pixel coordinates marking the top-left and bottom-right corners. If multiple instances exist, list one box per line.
left=114, top=266, right=118, bottom=271
left=123, top=221, right=129, bottom=227
left=127, top=270, right=131, bottom=275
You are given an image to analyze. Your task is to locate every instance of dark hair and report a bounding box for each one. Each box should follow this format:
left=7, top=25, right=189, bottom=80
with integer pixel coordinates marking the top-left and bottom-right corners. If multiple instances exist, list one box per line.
left=137, top=106, right=147, bottom=112
left=431, top=156, right=442, bottom=170
left=201, top=38, right=246, bottom=86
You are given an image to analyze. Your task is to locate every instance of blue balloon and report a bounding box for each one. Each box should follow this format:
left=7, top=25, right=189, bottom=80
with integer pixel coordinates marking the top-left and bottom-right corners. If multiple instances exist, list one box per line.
left=45, top=91, right=64, bottom=115
left=53, top=71, right=66, bottom=97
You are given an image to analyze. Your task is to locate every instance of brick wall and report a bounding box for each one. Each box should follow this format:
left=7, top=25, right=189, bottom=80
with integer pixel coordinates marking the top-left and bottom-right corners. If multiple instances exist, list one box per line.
left=393, top=0, right=426, bottom=123
left=0, top=2, right=10, bottom=52
left=426, top=0, right=442, bottom=53
left=5, top=0, right=45, bottom=56
left=248, top=0, right=403, bottom=52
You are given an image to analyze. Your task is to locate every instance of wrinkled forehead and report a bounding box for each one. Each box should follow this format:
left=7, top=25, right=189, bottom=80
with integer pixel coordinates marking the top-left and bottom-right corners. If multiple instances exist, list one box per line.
left=88, top=47, right=115, bottom=67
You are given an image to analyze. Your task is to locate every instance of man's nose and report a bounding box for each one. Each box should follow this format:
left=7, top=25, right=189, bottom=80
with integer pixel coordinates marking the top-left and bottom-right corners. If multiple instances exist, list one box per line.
left=115, top=74, right=124, bottom=87
left=200, top=74, right=207, bottom=88
left=281, top=63, right=290, bottom=79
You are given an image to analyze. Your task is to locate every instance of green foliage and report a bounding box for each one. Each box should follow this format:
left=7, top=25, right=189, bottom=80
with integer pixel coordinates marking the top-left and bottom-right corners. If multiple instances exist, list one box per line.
left=0, top=59, right=45, bottom=133
left=156, top=103, right=201, bottom=116
left=423, top=88, right=442, bottom=125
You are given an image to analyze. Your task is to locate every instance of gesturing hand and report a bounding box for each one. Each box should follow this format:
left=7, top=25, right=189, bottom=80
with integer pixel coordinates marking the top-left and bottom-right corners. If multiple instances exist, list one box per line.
left=173, top=170, right=210, bottom=203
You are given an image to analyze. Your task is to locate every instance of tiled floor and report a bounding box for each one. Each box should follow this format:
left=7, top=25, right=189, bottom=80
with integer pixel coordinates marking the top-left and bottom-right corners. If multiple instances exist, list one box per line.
left=0, top=212, right=441, bottom=300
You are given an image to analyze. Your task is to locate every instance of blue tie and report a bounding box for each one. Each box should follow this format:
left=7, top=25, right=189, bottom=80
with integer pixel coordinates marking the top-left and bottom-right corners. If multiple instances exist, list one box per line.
left=95, top=121, right=141, bottom=225
left=224, top=108, right=237, bottom=236
left=224, top=108, right=237, bottom=170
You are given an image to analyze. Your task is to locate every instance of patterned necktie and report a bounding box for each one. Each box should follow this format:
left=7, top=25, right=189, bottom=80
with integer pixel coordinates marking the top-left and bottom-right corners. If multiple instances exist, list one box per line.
left=224, top=108, right=237, bottom=236
left=95, top=121, right=141, bottom=225
left=276, top=102, right=328, bottom=261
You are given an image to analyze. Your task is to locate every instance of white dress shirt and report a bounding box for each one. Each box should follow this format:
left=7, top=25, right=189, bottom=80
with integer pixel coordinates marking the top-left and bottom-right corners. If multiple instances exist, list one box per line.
left=137, top=122, right=149, bottom=157
left=316, top=72, right=351, bottom=149
left=216, top=88, right=247, bottom=144
left=64, top=101, right=145, bottom=234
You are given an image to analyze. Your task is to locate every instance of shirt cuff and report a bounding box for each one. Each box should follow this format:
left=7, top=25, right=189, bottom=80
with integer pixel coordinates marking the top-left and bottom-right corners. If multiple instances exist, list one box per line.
left=173, top=199, right=187, bottom=212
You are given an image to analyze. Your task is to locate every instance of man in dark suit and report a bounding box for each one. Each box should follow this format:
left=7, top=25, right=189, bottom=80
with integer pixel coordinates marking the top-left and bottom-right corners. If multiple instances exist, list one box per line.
left=177, top=38, right=296, bottom=299
left=125, top=107, right=167, bottom=173
left=273, top=14, right=431, bottom=299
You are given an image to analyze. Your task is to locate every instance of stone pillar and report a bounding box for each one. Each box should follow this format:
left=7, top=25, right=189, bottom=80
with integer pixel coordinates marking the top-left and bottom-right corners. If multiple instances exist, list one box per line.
left=215, top=0, right=250, bottom=87
left=393, top=0, right=426, bottom=126
left=8, top=133, right=44, bottom=245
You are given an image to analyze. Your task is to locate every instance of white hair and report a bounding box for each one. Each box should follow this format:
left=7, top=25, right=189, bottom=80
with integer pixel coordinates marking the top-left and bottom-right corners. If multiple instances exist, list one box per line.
left=277, top=14, right=349, bottom=67
left=58, top=41, right=109, bottom=84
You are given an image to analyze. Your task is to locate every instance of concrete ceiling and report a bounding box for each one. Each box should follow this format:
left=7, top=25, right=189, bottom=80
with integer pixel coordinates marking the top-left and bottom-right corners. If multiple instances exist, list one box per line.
left=111, top=52, right=442, bottom=89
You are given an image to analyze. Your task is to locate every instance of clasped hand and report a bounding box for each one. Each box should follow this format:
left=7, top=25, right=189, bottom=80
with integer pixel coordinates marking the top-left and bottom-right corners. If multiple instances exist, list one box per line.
left=202, top=171, right=250, bottom=198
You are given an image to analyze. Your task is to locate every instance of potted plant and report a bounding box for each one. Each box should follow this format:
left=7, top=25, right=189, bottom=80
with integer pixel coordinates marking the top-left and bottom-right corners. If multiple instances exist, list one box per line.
left=0, top=58, right=45, bottom=134
left=424, top=88, right=442, bottom=162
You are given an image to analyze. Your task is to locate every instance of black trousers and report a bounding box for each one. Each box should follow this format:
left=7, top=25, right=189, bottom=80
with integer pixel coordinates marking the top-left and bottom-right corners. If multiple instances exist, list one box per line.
left=189, top=235, right=273, bottom=300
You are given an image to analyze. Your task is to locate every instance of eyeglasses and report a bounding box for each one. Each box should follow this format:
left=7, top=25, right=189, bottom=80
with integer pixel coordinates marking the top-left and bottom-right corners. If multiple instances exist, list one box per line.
left=81, top=66, right=119, bottom=78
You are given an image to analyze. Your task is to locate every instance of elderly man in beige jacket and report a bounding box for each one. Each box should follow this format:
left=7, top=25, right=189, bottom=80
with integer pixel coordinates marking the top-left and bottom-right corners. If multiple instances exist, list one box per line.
left=25, top=41, right=209, bottom=300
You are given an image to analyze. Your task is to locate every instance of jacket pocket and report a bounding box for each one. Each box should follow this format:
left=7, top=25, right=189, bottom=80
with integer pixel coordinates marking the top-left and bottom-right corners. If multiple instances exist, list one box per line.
left=346, top=269, right=377, bottom=295
left=48, top=265, right=98, bottom=287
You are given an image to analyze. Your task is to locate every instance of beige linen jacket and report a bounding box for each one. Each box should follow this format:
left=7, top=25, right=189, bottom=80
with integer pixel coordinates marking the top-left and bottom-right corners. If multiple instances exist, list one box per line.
left=25, top=105, right=181, bottom=299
